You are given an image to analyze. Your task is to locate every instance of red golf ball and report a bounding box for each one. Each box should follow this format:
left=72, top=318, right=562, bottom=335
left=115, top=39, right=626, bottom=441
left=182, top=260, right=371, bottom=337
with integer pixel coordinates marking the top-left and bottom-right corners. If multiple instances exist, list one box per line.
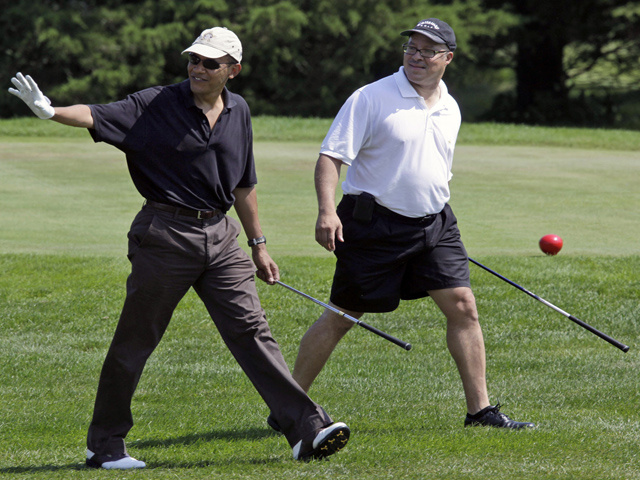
left=539, top=234, right=563, bottom=255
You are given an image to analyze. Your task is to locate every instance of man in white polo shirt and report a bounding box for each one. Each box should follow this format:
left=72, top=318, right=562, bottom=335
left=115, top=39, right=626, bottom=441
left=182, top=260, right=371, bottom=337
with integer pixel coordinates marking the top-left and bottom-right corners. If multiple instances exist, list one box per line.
left=273, top=18, right=534, bottom=430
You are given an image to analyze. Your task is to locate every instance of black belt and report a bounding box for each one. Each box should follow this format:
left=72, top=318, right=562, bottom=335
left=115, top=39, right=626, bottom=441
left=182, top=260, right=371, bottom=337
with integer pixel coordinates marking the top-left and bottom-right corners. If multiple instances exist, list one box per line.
left=345, top=194, right=437, bottom=224
left=145, top=200, right=222, bottom=219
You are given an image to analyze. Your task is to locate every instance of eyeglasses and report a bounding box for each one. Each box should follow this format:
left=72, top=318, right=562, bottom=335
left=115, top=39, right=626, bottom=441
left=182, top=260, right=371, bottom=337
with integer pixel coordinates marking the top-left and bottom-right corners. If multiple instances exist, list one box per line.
left=402, top=44, right=448, bottom=59
left=188, top=53, right=233, bottom=70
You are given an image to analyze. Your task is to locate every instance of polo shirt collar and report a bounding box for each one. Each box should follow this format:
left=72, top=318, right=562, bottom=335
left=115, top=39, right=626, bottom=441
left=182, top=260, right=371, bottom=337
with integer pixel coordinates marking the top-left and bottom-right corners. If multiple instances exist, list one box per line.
left=394, top=66, right=449, bottom=102
left=179, top=80, right=237, bottom=111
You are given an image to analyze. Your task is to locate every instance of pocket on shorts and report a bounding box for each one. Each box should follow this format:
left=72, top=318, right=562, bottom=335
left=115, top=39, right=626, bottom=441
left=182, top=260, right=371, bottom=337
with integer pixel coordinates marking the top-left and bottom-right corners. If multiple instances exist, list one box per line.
left=341, top=214, right=389, bottom=245
left=337, top=197, right=386, bottom=244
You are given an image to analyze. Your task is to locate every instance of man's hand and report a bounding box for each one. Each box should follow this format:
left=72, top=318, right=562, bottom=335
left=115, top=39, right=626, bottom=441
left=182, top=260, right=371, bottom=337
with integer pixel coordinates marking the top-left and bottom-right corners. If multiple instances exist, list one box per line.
left=252, top=246, right=280, bottom=285
left=8, top=73, right=55, bottom=119
left=315, top=211, right=344, bottom=252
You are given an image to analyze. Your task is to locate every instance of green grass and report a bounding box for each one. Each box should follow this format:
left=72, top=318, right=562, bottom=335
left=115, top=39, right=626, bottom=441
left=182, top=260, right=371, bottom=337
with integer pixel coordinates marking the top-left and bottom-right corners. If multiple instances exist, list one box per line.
left=0, top=120, right=639, bottom=478
left=1, top=136, right=638, bottom=258
left=1, top=255, right=638, bottom=479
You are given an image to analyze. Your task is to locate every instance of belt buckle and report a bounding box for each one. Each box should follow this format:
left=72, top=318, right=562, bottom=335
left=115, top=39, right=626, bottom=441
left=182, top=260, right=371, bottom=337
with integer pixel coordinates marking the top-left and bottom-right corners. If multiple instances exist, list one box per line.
left=197, top=210, right=205, bottom=219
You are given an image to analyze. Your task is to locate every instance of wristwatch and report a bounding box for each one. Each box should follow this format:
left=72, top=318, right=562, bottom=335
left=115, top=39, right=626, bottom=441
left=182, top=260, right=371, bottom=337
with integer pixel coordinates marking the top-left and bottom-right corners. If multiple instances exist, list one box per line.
left=247, top=235, right=267, bottom=247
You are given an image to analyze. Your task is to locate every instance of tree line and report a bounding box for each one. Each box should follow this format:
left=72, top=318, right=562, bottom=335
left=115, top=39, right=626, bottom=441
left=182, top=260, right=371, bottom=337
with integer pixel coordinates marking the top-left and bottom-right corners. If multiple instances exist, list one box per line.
left=2, top=0, right=639, bottom=128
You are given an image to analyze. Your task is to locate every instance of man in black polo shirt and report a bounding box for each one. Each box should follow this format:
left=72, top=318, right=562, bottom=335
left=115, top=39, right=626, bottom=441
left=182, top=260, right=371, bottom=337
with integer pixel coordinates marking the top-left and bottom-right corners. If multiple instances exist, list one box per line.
left=9, top=27, right=349, bottom=469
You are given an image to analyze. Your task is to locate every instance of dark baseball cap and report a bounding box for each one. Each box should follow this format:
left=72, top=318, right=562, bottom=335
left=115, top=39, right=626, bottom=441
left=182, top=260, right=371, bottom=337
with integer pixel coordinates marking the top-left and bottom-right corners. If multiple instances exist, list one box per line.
left=401, top=18, right=456, bottom=52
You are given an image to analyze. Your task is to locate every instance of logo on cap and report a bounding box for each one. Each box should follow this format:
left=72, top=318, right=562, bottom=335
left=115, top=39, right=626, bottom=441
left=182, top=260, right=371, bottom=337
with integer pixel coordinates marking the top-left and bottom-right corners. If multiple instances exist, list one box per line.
left=418, top=20, right=440, bottom=30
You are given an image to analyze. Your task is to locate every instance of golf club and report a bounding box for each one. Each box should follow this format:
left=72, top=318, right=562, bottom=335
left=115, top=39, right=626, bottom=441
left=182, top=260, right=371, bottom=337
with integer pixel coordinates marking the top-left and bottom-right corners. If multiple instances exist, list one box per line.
left=469, top=258, right=629, bottom=353
left=276, top=280, right=412, bottom=351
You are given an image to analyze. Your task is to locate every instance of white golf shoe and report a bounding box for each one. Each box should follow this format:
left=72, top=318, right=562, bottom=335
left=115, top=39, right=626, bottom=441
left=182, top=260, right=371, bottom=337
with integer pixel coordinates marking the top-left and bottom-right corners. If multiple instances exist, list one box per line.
left=292, top=422, right=350, bottom=461
left=86, top=449, right=146, bottom=469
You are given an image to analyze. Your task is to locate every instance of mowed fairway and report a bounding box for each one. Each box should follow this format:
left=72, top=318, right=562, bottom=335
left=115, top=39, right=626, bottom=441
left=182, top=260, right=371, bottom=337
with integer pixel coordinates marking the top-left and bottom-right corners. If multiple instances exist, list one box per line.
left=0, top=124, right=639, bottom=479
left=0, top=137, right=638, bottom=257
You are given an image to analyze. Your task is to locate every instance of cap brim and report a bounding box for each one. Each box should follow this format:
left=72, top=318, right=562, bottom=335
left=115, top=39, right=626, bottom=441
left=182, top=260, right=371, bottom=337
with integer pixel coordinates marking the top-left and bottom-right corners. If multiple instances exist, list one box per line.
left=182, top=44, right=231, bottom=61
left=401, top=29, right=447, bottom=46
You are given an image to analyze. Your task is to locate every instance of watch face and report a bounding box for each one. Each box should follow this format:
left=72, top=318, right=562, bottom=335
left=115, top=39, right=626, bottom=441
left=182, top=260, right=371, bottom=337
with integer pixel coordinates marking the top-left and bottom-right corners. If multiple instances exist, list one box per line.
left=248, top=236, right=266, bottom=246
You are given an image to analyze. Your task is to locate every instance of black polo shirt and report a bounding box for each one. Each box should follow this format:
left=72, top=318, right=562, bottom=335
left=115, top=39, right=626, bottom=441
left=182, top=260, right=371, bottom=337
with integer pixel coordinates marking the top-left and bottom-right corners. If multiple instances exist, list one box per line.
left=89, top=80, right=256, bottom=212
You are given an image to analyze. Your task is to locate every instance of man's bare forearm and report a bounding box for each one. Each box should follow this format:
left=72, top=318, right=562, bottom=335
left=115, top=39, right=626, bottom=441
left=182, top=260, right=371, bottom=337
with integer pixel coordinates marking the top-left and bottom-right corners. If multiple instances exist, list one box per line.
left=315, top=154, right=342, bottom=214
left=52, top=105, right=94, bottom=129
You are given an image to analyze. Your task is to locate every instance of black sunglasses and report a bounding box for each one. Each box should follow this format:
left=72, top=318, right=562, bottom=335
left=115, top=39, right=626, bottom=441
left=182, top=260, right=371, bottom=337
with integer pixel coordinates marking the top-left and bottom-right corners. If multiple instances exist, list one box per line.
left=188, top=53, right=233, bottom=70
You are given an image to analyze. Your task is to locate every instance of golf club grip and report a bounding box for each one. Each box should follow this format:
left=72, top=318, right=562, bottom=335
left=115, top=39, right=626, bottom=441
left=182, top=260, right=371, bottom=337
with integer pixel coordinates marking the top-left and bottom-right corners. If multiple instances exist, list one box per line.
left=568, top=315, right=630, bottom=352
left=355, top=319, right=413, bottom=351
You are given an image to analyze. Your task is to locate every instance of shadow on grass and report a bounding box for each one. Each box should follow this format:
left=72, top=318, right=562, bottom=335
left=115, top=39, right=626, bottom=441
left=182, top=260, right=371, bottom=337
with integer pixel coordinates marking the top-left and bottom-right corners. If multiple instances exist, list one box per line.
left=131, top=426, right=278, bottom=449
left=0, top=427, right=282, bottom=473
left=0, top=463, right=86, bottom=474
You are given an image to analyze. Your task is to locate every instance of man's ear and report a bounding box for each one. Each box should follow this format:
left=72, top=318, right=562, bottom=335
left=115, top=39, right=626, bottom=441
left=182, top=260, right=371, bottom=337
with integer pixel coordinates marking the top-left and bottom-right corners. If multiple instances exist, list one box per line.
left=228, top=63, right=242, bottom=79
left=445, top=51, right=454, bottom=65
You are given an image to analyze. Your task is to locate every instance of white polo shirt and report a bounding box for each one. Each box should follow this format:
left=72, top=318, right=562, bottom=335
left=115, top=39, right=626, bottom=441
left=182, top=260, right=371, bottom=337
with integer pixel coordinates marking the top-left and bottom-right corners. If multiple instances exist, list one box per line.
left=320, top=67, right=461, bottom=217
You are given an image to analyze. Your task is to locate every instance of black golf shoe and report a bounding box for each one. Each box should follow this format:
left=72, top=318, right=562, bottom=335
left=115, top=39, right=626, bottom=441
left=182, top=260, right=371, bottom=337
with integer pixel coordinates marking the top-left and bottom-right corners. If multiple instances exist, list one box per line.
left=464, top=404, right=535, bottom=429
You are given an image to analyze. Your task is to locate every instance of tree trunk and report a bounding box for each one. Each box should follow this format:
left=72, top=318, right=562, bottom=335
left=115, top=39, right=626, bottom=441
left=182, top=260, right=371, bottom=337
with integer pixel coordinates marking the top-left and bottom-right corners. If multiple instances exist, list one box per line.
left=514, top=16, right=569, bottom=123
left=518, top=38, right=566, bottom=102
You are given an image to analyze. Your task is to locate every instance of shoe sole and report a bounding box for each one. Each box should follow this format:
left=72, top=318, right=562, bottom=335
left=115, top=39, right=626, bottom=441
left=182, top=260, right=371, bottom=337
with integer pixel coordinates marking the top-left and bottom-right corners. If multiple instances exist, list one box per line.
left=302, top=424, right=350, bottom=461
left=465, top=420, right=536, bottom=429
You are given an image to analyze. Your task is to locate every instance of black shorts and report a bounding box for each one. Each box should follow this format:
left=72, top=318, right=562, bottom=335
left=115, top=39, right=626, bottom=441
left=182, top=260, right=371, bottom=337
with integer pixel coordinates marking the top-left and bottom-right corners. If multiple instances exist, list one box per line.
left=330, top=195, right=470, bottom=313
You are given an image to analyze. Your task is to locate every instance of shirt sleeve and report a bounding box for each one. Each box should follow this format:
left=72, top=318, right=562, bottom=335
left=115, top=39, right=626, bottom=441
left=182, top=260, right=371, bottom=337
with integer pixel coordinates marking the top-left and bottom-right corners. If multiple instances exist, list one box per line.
left=88, top=87, right=161, bottom=151
left=235, top=111, right=257, bottom=188
left=319, top=89, right=370, bottom=165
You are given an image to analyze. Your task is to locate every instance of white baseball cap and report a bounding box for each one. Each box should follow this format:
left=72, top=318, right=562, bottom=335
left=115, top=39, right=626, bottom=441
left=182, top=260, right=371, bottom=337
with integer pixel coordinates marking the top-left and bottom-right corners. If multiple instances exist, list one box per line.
left=182, top=27, right=242, bottom=62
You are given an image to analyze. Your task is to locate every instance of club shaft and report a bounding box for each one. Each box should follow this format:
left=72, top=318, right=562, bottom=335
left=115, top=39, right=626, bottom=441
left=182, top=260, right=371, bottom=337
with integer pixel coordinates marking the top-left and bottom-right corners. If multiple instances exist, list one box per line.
left=276, top=281, right=412, bottom=351
left=468, top=258, right=629, bottom=353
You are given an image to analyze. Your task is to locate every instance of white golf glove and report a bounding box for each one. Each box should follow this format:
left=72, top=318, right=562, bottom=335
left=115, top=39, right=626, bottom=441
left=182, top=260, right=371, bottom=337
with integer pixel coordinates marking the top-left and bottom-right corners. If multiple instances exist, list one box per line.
left=8, top=72, right=55, bottom=119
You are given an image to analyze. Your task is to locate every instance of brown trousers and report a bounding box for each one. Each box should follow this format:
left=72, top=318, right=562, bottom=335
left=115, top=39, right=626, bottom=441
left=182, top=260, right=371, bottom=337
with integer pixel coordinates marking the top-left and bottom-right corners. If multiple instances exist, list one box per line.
left=87, top=204, right=331, bottom=455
